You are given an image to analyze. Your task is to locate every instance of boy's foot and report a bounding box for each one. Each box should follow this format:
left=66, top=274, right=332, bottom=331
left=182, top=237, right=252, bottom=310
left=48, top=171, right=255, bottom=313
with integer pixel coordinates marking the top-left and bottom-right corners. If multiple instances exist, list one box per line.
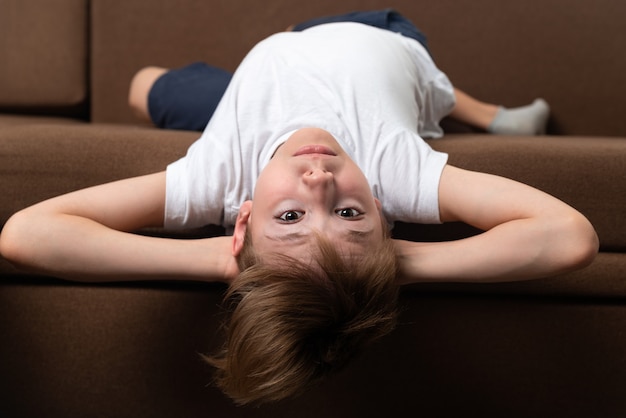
left=487, top=99, right=550, bottom=135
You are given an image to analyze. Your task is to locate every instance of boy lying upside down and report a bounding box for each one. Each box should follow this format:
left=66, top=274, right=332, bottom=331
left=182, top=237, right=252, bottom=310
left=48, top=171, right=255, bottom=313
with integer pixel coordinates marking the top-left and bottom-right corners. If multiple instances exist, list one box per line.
left=0, top=10, right=597, bottom=405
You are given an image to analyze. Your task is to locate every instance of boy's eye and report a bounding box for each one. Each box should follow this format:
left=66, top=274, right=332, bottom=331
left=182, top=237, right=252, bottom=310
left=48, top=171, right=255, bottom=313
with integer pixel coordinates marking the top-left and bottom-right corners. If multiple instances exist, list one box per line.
left=336, top=208, right=361, bottom=218
left=278, top=210, right=304, bottom=222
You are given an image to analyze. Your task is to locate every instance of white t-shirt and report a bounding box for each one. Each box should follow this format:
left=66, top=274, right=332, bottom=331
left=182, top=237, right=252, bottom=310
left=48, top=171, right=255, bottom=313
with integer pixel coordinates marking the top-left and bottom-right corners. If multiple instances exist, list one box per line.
left=165, top=23, right=455, bottom=231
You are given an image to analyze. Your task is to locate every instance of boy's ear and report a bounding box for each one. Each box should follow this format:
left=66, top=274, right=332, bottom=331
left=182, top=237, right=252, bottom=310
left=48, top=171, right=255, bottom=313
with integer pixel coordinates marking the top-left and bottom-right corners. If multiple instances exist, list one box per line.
left=232, top=200, right=252, bottom=256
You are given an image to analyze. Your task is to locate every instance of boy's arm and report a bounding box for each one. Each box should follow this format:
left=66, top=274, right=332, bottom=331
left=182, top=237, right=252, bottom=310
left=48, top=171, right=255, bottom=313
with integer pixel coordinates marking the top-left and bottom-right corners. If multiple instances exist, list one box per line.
left=394, top=165, right=599, bottom=283
left=0, top=172, right=238, bottom=282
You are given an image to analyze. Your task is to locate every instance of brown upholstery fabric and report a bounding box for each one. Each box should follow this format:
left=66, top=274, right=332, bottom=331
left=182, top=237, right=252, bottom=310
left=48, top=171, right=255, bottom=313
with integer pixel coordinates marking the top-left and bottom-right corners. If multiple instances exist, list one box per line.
left=0, top=0, right=88, bottom=115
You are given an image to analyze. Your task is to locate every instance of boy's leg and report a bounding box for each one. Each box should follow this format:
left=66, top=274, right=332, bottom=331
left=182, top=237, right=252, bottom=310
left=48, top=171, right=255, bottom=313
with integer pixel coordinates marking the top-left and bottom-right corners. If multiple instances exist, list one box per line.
left=129, top=63, right=233, bottom=131
left=129, top=66, right=168, bottom=123
left=450, top=88, right=499, bottom=130
left=451, top=88, right=550, bottom=135
left=487, top=98, right=550, bottom=135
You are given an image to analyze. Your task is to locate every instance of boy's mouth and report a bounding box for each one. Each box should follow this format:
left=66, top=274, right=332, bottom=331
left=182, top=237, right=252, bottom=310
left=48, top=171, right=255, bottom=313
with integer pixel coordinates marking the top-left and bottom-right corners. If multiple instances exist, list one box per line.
left=293, top=145, right=337, bottom=157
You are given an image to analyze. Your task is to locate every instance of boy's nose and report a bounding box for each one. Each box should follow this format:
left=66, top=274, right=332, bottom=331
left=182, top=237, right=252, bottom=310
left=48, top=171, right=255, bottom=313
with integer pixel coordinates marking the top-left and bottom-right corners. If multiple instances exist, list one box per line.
left=302, top=167, right=333, bottom=187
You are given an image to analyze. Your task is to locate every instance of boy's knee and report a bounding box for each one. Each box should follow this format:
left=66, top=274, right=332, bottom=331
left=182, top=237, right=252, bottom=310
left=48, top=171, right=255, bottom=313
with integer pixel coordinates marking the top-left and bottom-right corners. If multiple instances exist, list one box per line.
left=128, top=66, right=169, bottom=121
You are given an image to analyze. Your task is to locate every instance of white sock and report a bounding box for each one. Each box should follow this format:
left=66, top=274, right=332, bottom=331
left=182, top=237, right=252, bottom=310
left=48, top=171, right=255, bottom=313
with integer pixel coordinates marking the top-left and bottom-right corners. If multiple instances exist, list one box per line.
left=488, top=98, right=550, bottom=135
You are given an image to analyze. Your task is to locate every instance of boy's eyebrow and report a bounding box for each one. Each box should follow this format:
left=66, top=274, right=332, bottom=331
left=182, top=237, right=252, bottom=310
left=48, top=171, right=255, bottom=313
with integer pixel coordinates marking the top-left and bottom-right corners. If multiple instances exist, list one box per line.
left=265, top=228, right=374, bottom=244
left=265, top=231, right=309, bottom=244
left=343, top=228, right=374, bottom=243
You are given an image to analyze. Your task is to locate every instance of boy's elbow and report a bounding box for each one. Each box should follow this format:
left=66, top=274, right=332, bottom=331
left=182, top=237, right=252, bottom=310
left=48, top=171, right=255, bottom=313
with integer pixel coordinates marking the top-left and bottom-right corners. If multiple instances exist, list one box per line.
left=558, top=213, right=599, bottom=272
left=0, top=211, right=35, bottom=268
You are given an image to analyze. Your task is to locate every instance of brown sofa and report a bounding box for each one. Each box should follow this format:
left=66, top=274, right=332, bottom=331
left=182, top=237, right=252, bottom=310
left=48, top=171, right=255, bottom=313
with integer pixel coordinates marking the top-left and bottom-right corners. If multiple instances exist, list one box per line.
left=1, top=0, right=625, bottom=417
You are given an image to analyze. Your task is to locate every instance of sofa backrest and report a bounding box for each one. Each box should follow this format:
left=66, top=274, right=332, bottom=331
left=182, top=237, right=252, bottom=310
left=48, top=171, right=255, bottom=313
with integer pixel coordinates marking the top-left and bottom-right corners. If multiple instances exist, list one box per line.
left=89, top=0, right=626, bottom=136
left=0, top=0, right=89, bottom=119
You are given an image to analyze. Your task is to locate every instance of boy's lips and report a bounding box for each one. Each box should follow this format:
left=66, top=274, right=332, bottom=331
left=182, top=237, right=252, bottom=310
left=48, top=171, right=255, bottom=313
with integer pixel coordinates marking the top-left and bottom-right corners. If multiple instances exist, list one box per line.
left=293, top=145, right=337, bottom=157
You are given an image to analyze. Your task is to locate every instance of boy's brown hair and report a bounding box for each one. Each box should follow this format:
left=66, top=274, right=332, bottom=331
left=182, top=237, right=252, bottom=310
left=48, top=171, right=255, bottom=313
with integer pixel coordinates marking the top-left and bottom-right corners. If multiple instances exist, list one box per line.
left=205, top=232, right=399, bottom=405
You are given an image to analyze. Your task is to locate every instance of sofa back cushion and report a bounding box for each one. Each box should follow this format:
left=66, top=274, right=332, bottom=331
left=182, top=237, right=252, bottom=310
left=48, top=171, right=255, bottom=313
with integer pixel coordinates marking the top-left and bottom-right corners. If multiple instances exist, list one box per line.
left=0, top=0, right=88, bottom=118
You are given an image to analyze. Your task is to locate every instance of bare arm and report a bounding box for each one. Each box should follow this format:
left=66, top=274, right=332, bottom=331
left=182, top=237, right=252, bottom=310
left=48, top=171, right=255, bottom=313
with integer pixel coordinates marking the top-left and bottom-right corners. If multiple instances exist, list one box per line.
left=394, top=165, right=599, bottom=283
left=0, top=172, right=238, bottom=282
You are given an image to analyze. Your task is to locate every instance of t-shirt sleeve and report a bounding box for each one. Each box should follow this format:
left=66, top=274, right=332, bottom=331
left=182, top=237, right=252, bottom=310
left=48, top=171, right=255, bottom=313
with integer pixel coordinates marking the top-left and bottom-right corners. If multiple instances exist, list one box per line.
left=403, top=36, right=456, bottom=139
left=164, top=132, right=238, bottom=230
left=372, top=132, right=448, bottom=225
left=419, top=72, right=456, bottom=139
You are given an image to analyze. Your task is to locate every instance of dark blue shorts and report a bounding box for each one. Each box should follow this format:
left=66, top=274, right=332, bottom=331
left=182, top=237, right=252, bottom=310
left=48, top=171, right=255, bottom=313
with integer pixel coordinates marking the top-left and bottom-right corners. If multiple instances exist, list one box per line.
left=291, top=9, right=429, bottom=52
left=148, top=9, right=429, bottom=131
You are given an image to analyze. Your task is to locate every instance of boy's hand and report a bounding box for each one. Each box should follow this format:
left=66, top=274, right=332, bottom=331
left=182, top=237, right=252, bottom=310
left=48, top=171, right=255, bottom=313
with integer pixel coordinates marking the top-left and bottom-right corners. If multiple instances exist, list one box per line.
left=201, top=236, right=240, bottom=283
